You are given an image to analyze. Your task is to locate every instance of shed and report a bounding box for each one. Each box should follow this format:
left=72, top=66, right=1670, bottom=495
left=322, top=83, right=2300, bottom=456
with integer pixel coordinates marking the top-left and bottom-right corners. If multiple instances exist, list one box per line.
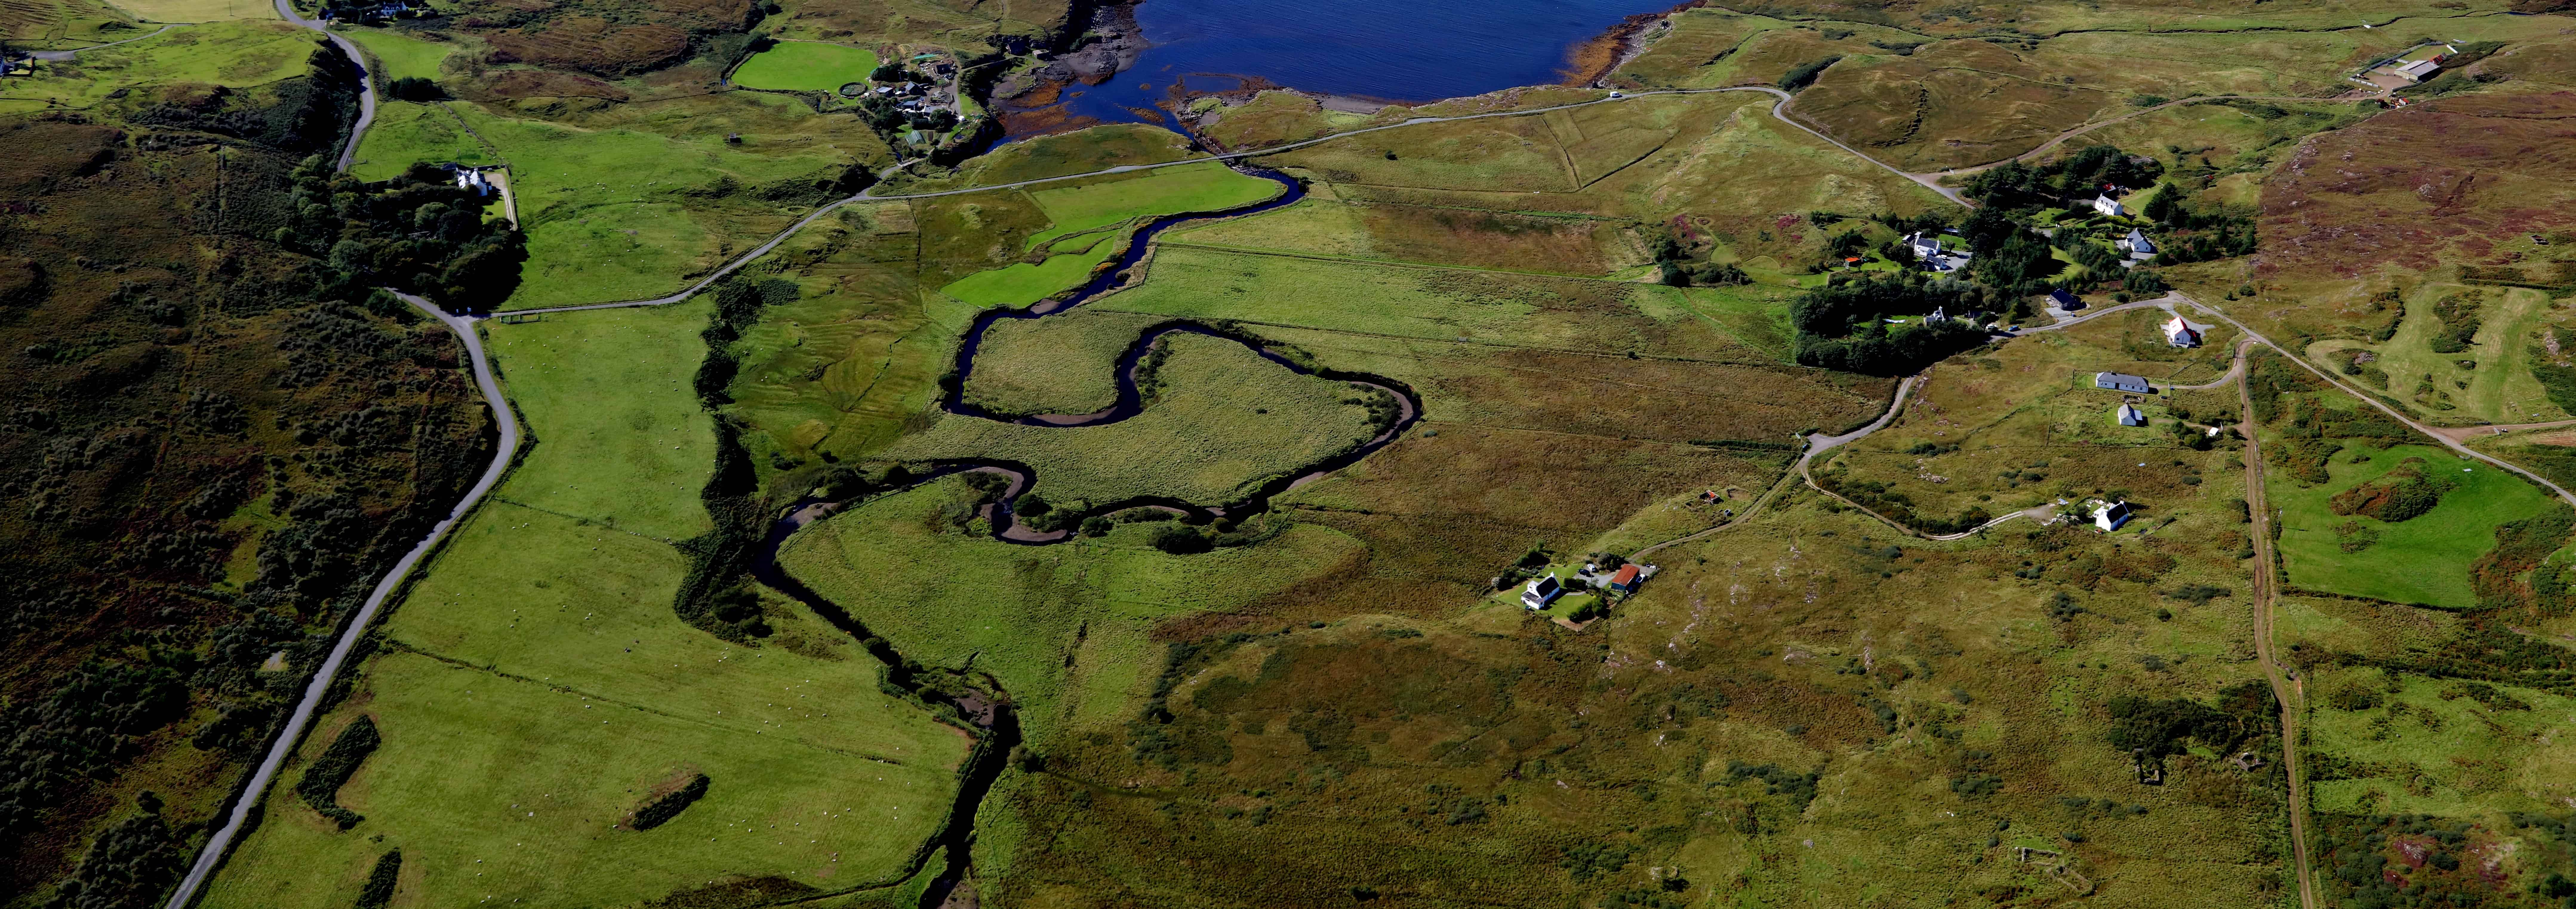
left=2116, top=403, right=2146, bottom=427
left=2050, top=289, right=2083, bottom=311
left=2095, top=372, right=2152, bottom=394
left=2395, top=58, right=2443, bottom=81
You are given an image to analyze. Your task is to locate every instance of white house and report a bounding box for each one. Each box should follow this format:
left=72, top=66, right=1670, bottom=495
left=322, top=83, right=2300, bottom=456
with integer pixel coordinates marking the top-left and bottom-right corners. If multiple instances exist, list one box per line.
left=2095, top=372, right=2152, bottom=394
left=1906, top=231, right=1943, bottom=260
left=450, top=167, right=493, bottom=197
left=2092, top=194, right=2125, bottom=217
left=2119, top=227, right=2157, bottom=259
left=2094, top=500, right=2134, bottom=532
left=2395, top=58, right=2443, bottom=82
left=1928, top=306, right=1948, bottom=324
left=2116, top=403, right=2147, bottom=427
left=2163, top=315, right=2202, bottom=348
left=1520, top=574, right=1565, bottom=610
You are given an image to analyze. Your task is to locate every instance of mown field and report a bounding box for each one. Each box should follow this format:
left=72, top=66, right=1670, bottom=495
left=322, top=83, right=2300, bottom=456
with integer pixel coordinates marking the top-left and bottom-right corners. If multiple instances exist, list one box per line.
left=340, top=25, right=450, bottom=83
left=730, top=40, right=877, bottom=92
left=2269, top=443, right=2554, bottom=609
left=202, top=303, right=969, bottom=909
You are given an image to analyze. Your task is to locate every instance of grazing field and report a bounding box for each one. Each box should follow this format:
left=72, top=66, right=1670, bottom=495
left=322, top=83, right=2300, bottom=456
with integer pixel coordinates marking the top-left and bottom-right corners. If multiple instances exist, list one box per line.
left=1162, top=197, right=1646, bottom=277
left=0, top=19, right=309, bottom=108
left=104, top=0, right=268, bottom=21
left=2270, top=443, right=2555, bottom=609
left=1019, top=161, right=1283, bottom=251
left=961, top=309, right=1165, bottom=416
left=348, top=101, right=495, bottom=181
left=451, top=94, right=885, bottom=309
left=339, top=26, right=452, bottom=82
left=730, top=40, right=878, bottom=92
left=483, top=301, right=719, bottom=539
left=895, top=124, right=1211, bottom=192
left=2307, top=286, right=2565, bottom=426
left=886, top=332, right=1380, bottom=506
left=202, top=304, right=968, bottom=909
left=936, top=232, right=1119, bottom=306
left=2302, top=662, right=2576, bottom=816
left=1093, top=246, right=1746, bottom=358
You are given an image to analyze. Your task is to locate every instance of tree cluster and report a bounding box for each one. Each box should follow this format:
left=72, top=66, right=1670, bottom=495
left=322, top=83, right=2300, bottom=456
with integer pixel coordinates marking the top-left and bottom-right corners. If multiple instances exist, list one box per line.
left=269, top=157, right=524, bottom=309
left=1962, top=145, right=2163, bottom=211
left=1788, top=272, right=1995, bottom=376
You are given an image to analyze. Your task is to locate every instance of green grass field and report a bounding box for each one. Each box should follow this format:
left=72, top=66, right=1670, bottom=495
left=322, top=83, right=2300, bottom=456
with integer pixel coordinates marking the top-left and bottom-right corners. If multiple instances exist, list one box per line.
left=105, top=0, right=270, bottom=21
left=2272, top=443, right=2556, bottom=608
left=340, top=26, right=452, bottom=83
left=443, top=95, right=876, bottom=309
left=348, top=101, right=494, bottom=181
left=730, top=41, right=878, bottom=92
left=484, top=301, right=720, bottom=539
left=886, top=332, right=1379, bottom=505
left=2303, top=664, right=2576, bottom=817
left=1161, top=197, right=1648, bottom=277
left=935, top=232, right=1118, bottom=307
left=960, top=309, right=1163, bottom=416
left=1019, top=161, right=1284, bottom=251
left=2310, top=285, right=2566, bottom=425
left=0, top=19, right=308, bottom=108
left=203, top=303, right=969, bottom=909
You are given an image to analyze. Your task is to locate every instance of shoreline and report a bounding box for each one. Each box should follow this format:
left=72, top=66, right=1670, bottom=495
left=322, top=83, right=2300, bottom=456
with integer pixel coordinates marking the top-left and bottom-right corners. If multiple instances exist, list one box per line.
left=1563, top=0, right=1701, bottom=87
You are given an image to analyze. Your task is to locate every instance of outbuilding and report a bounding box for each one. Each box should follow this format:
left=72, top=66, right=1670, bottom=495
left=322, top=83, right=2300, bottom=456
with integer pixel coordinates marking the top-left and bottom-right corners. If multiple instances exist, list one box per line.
left=2116, top=403, right=2147, bottom=427
left=2395, top=58, right=2443, bottom=81
left=2095, top=372, right=2152, bottom=394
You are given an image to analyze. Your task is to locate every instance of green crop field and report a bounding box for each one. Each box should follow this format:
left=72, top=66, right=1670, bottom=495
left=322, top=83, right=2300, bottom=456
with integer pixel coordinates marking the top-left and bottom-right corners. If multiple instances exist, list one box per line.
left=886, top=332, right=1379, bottom=505
left=203, top=304, right=969, bottom=909
left=2272, top=443, right=2556, bottom=608
left=730, top=40, right=878, bottom=92
left=340, top=26, right=452, bottom=82
left=1018, top=161, right=1284, bottom=250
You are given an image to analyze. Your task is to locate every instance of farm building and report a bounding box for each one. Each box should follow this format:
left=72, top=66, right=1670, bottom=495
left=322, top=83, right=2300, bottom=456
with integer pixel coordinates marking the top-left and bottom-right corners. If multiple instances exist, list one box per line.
left=2163, top=315, right=2202, bottom=347
left=1605, top=563, right=1658, bottom=595
left=1520, top=574, right=1564, bottom=610
left=2093, top=500, right=2134, bottom=532
left=2049, top=288, right=2083, bottom=311
left=2095, top=372, right=2152, bottom=394
left=2116, top=403, right=2146, bottom=427
left=2395, top=58, right=2443, bottom=81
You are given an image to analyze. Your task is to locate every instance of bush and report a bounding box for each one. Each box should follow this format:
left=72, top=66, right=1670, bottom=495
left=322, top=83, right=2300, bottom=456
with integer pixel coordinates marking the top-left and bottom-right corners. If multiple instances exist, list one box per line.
left=630, top=774, right=710, bottom=831
left=1149, top=524, right=1212, bottom=555
left=294, top=715, right=380, bottom=829
left=1777, top=56, right=1843, bottom=92
left=386, top=76, right=444, bottom=101
left=353, top=850, right=402, bottom=909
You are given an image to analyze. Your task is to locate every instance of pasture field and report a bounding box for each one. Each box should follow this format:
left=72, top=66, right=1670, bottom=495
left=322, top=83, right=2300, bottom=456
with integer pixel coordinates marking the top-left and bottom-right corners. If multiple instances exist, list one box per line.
left=204, top=304, right=968, bottom=909
left=1019, top=161, right=1282, bottom=251
left=348, top=101, right=495, bottom=181
left=483, top=301, right=719, bottom=539
left=960, top=309, right=1162, bottom=416
left=1162, top=196, right=1648, bottom=277
left=104, top=0, right=267, bottom=20
left=2301, top=663, right=2576, bottom=817
left=2269, top=443, right=2555, bottom=609
left=0, top=0, right=133, bottom=44
left=935, top=232, right=1118, bottom=306
left=450, top=94, right=884, bottom=309
left=1093, top=245, right=1746, bottom=358
left=0, top=19, right=309, bottom=108
left=730, top=40, right=877, bottom=91
left=339, top=25, right=451, bottom=82
left=885, top=332, right=1379, bottom=506
left=893, top=123, right=1211, bottom=192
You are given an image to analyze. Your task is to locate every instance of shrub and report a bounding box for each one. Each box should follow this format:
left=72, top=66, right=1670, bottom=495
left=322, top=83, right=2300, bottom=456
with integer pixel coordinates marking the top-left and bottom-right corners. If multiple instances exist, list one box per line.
left=1777, top=56, right=1843, bottom=92
left=353, top=849, right=402, bottom=909
left=630, top=774, right=710, bottom=831
left=295, top=715, right=380, bottom=829
left=386, top=76, right=444, bottom=101
left=1149, top=524, right=1212, bottom=555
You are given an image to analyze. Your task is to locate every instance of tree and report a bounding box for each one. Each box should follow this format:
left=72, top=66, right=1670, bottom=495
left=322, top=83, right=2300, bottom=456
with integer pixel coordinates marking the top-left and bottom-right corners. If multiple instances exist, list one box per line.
left=386, top=76, right=443, bottom=101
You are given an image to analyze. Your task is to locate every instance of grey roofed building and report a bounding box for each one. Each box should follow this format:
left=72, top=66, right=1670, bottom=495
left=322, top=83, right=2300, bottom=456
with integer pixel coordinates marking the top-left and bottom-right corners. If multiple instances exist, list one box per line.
left=2116, top=403, right=2147, bottom=427
left=2050, top=289, right=2082, bottom=310
left=2095, top=372, right=2152, bottom=394
left=2119, top=227, right=2157, bottom=258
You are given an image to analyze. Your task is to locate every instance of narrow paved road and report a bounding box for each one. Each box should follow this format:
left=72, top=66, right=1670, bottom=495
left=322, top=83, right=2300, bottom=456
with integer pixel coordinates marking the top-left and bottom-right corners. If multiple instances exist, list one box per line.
left=2428, top=417, right=2576, bottom=443
left=26, top=22, right=184, bottom=59
left=163, top=296, right=520, bottom=909
left=270, top=0, right=377, bottom=172
left=2231, top=338, right=2322, bottom=909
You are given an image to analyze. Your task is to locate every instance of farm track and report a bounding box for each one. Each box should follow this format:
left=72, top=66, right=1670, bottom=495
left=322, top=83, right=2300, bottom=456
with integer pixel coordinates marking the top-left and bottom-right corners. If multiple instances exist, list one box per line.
left=2232, top=338, right=2323, bottom=909
left=156, top=19, right=2438, bottom=904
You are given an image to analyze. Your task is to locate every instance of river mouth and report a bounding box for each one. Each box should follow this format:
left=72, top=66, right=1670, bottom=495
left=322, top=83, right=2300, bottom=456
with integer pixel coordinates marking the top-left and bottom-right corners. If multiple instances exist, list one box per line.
left=998, top=0, right=1680, bottom=140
